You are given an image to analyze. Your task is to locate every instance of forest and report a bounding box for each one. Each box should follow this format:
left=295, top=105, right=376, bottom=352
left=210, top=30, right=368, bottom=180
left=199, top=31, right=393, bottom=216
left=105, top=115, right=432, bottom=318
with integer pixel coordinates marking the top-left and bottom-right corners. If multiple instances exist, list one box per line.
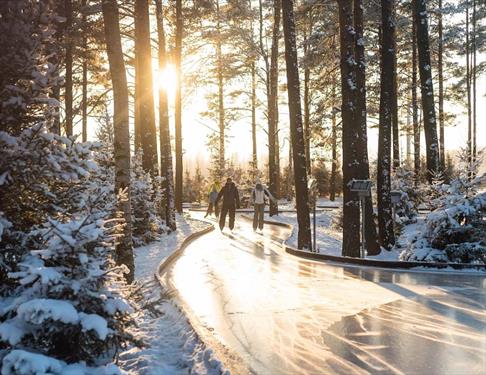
left=0, top=0, right=485, bottom=373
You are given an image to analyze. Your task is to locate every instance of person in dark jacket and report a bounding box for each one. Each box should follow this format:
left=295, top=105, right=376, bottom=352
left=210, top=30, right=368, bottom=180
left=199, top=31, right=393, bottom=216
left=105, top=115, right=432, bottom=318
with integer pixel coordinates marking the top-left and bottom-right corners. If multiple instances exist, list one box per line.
left=215, top=178, right=240, bottom=231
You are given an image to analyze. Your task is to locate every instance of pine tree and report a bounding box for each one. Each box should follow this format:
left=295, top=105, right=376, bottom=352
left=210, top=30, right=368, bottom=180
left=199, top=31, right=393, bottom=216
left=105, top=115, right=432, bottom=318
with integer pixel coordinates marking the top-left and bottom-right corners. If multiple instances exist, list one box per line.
left=102, top=0, right=134, bottom=282
left=377, top=0, right=396, bottom=249
left=282, top=0, right=312, bottom=250
left=174, top=0, right=183, bottom=213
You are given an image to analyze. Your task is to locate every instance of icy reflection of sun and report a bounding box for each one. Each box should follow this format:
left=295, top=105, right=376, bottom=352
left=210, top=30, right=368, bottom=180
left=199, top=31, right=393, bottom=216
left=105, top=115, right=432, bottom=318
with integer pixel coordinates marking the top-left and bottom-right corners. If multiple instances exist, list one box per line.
left=158, top=64, right=177, bottom=95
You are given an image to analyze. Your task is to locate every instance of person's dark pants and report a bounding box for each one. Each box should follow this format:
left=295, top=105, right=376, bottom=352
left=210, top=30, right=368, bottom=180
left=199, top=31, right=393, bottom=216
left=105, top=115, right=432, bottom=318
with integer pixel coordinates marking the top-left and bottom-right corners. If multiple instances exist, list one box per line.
left=219, top=205, right=236, bottom=230
left=253, top=204, right=265, bottom=230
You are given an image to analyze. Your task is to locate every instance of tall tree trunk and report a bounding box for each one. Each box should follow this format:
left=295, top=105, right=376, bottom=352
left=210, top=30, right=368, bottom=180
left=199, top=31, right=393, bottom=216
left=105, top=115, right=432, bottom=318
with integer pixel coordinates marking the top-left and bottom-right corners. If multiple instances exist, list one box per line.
left=282, top=0, right=312, bottom=250
left=174, top=0, right=183, bottom=213
left=354, top=0, right=380, bottom=255
left=81, top=0, right=88, bottom=142
left=337, top=0, right=360, bottom=256
left=102, top=0, right=134, bottom=283
left=64, top=0, right=73, bottom=137
left=438, top=0, right=445, bottom=170
left=377, top=0, right=395, bottom=249
left=135, top=0, right=158, bottom=173
left=466, top=1, right=472, bottom=173
left=155, top=0, right=176, bottom=231
left=251, top=61, right=257, bottom=172
left=216, top=0, right=225, bottom=173
left=472, top=0, right=477, bottom=159
left=268, top=0, right=281, bottom=216
left=303, top=14, right=312, bottom=173
left=392, top=35, right=399, bottom=169
left=413, top=0, right=439, bottom=181
left=330, top=85, right=337, bottom=202
left=412, top=16, right=420, bottom=184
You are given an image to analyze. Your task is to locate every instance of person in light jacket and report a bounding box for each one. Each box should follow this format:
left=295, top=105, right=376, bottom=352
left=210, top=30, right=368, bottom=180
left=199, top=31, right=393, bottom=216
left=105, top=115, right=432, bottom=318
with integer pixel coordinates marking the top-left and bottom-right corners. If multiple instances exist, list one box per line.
left=204, top=183, right=220, bottom=218
left=251, top=179, right=276, bottom=231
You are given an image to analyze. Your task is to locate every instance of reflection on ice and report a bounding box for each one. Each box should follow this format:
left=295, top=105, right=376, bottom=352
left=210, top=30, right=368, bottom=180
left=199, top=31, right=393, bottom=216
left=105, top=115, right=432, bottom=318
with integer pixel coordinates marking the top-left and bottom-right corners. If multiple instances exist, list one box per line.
left=163, top=212, right=486, bottom=374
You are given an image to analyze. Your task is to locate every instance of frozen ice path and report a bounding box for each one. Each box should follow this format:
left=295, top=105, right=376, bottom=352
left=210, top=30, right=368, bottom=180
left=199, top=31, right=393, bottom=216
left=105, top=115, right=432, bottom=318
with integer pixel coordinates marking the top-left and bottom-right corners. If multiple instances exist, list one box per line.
left=159, top=212, right=486, bottom=375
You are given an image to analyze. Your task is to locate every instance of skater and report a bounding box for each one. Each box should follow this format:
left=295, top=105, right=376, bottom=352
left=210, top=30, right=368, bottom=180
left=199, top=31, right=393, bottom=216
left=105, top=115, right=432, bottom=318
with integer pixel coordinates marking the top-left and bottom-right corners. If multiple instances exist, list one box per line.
left=205, top=183, right=220, bottom=218
left=215, top=177, right=240, bottom=231
left=251, top=179, right=276, bottom=231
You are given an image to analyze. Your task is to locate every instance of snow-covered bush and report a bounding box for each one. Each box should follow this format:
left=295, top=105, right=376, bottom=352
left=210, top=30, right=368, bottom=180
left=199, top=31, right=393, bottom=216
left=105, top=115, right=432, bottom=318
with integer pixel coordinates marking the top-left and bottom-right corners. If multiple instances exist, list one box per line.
left=131, top=153, right=166, bottom=247
left=391, top=167, right=419, bottom=224
left=0, top=0, right=61, bottom=135
left=400, top=151, right=486, bottom=264
left=0, top=125, right=134, bottom=371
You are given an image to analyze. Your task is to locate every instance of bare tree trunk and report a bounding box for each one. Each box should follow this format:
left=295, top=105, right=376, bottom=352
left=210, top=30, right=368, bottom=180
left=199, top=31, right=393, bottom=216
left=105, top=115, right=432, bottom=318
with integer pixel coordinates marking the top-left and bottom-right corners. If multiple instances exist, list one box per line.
left=330, top=91, right=337, bottom=202
left=81, top=0, right=88, bottom=142
left=392, top=35, right=399, bottom=169
left=472, top=0, right=477, bottom=159
left=135, top=0, right=158, bottom=173
left=412, top=16, right=420, bottom=184
left=354, top=0, right=380, bottom=255
left=303, top=14, right=312, bottom=173
left=282, top=0, right=312, bottom=250
left=268, top=0, right=281, bottom=216
left=216, top=0, right=225, bottom=173
left=377, top=0, right=395, bottom=249
left=155, top=0, right=176, bottom=231
left=337, top=0, right=360, bottom=256
left=438, top=0, right=445, bottom=170
left=102, top=0, right=134, bottom=283
left=413, top=0, right=439, bottom=182
left=64, top=0, right=73, bottom=137
left=251, top=61, right=257, bottom=172
left=174, top=0, right=183, bottom=213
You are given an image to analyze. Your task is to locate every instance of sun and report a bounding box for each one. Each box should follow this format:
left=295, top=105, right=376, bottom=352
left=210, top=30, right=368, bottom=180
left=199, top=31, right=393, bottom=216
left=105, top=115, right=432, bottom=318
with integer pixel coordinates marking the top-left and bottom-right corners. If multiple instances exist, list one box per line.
left=157, top=63, right=177, bottom=96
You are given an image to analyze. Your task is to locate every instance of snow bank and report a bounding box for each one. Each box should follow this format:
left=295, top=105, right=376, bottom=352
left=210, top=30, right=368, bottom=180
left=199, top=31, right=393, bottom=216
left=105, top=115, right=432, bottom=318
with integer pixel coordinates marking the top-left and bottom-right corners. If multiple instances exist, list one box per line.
left=118, top=214, right=227, bottom=374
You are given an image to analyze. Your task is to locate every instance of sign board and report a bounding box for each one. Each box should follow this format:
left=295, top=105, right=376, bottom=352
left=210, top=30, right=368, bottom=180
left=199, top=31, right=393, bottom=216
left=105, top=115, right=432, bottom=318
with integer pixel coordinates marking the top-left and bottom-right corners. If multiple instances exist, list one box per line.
left=390, top=190, right=402, bottom=204
left=348, top=179, right=372, bottom=196
left=308, top=178, right=318, bottom=205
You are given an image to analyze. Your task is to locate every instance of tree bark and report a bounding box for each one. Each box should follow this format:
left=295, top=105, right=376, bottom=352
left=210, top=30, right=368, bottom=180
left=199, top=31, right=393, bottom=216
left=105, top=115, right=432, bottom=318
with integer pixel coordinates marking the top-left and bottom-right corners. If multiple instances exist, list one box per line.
left=413, top=0, right=439, bottom=182
left=251, top=61, right=258, bottom=172
left=337, top=0, right=360, bottom=257
left=174, top=0, right=183, bottom=213
left=64, top=0, right=73, bottom=137
left=81, top=0, right=88, bottom=142
left=330, top=85, right=337, bottom=202
left=392, top=35, right=399, bottom=169
left=472, top=0, right=476, bottom=159
left=438, top=0, right=445, bottom=170
left=377, top=0, right=395, bottom=249
left=155, top=0, right=176, bottom=231
left=216, top=0, right=225, bottom=173
left=282, top=0, right=312, bottom=250
left=135, top=0, right=158, bottom=174
left=354, top=0, right=380, bottom=255
left=268, top=0, right=281, bottom=216
left=102, top=0, right=134, bottom=283
left=303, top=13, right=312, bottom=173
left=412, top=16, right=420, bottom=184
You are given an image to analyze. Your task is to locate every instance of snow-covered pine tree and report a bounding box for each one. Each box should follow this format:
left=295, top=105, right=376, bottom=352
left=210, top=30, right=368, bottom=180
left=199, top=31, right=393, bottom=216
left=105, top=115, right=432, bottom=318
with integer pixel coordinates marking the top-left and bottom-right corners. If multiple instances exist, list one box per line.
left=391, top=167, right=420, bottom=224
left=0, top=0, right=61, bottom=135
left=131, top=153, right=165, bottom=247
left=401, top=149, right=486, bottom=263
left=0, top=125, right=134, bottom=372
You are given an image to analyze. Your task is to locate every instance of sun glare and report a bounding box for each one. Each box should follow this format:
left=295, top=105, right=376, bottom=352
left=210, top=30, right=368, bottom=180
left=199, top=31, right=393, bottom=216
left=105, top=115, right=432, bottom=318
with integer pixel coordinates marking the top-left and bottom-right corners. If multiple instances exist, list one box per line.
left=158, top=64, right=177, bottom=95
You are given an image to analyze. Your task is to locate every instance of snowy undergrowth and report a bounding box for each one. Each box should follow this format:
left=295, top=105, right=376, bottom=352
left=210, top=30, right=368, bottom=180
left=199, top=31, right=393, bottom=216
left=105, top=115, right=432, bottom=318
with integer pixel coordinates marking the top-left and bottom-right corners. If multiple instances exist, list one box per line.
left=118, top=215, right=227, bottom=375
left=265, top=211, right=343, bottom=256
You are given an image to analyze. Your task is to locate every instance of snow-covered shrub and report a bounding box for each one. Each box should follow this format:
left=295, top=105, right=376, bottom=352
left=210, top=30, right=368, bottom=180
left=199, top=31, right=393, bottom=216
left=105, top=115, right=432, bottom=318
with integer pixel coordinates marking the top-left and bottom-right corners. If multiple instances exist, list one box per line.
left=0, top=0, right=61, bottom=135
left=391, top=167, right=419, bottom=224
left=131, top=153, right=165, bottom=247
left=400, top=150, right=486, bottom=264
left=0, top=125, right=134, bottom=370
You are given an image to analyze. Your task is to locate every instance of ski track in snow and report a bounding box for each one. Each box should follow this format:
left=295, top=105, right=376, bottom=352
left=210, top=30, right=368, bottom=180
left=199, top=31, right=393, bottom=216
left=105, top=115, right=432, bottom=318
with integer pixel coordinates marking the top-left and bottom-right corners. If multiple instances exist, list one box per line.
left=118, top=214, right=227, bottom=375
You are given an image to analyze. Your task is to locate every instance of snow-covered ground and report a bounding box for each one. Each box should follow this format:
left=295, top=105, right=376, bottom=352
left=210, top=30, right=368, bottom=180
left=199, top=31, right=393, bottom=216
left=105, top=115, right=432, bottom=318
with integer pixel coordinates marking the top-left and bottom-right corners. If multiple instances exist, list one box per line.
left=118, top=215, right=227, bottom=375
